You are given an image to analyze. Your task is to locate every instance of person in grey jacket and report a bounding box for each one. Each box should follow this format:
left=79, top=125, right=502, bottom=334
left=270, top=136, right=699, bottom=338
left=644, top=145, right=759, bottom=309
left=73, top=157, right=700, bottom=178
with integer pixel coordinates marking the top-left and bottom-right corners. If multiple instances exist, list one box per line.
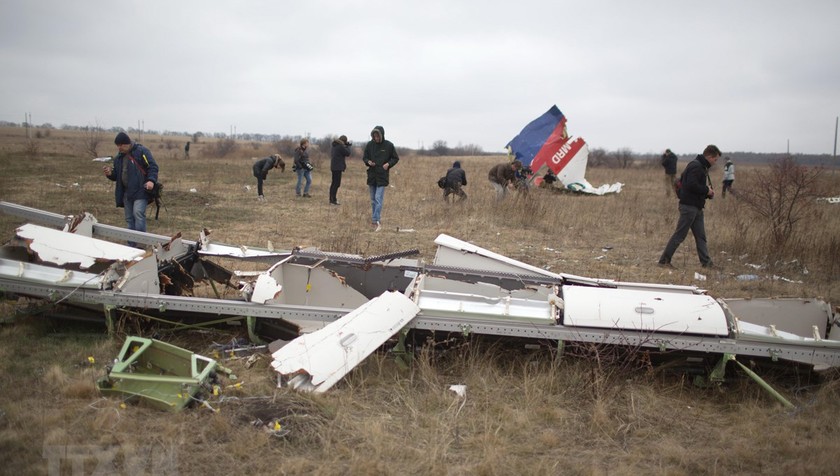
left=329, top=135, right=351, bottom=205
left=721, top=157, right=735, bottom=198
left=252, top=154, right=284, bottom=201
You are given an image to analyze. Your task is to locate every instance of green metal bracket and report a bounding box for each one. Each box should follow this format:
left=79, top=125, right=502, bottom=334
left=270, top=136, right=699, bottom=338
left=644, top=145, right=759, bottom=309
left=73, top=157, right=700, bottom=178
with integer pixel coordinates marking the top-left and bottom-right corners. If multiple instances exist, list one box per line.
left=710, top=353, right=732, bottom=383
left=246, top=316, right=267, bottom=345
left=556, top=340, right=565, bottom=362
left=96, top=336, right=219, bottom=412
left=391, top=328, right=412, bottom=370
left=208, top=278, right=221, bottom=299
left=694, top=352, right=731, bottom=388
left=731, top=356, right=795, bottom=409
left=695, top=353, right=794, bottom=409
left=103, top=304, right=116, bottom=335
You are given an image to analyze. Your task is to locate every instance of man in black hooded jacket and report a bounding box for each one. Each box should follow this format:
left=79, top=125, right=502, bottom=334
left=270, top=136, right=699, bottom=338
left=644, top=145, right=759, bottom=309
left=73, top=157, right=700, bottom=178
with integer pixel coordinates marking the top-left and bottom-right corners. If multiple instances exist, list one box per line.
left=658, top=144, right=720, bottom=268
left=363, top=126, right=399, bottom=231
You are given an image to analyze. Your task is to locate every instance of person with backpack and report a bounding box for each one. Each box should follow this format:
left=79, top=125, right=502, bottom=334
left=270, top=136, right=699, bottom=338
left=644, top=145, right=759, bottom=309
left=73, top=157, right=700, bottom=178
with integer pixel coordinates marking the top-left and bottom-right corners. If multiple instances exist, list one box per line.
left=102, top=131, right=159, bottom=247
left=661, top=148, right=678, bottom=196
left=442, top=160, right=467, bottom=202
left=658, top=144, right=721, bottom=269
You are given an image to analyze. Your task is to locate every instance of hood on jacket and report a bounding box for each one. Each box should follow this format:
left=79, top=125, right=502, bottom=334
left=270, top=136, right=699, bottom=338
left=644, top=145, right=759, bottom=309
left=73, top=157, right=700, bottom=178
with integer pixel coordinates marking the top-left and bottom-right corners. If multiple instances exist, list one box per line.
left=371, top=125, right=385, bottom=140
left=452, top=161, right=461, bottom=168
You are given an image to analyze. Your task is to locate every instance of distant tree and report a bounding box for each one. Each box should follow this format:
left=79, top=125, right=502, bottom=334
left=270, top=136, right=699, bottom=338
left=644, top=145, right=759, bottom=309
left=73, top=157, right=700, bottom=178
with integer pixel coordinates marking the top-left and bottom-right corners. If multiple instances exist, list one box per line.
left=210, top=138, right=238, bottom=157
left=452, top=143, right=484, bottom=155
left=80, top=122, right=104, bottom=158
left=313, top=136, right=332, bottom=153
left=192, top=132, right=202, bottom=144
left=612, top=148, right=634, bottom=168
left=737, top=156, right=826, bottom=253
left=588, top=147, right=609, bottom=167
left=431, top=140, right=449, bottom=156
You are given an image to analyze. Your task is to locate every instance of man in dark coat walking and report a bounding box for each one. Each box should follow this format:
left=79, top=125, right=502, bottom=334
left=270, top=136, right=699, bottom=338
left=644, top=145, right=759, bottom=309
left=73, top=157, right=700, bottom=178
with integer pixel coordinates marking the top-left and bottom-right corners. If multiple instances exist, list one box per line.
left=658, top=144, right=721, bottom=268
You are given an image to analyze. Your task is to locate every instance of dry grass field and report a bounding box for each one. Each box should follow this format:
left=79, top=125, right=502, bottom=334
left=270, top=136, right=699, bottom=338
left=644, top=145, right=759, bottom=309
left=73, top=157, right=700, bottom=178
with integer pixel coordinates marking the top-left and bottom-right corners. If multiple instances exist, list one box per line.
left=1, top=126, right=839, bottom=475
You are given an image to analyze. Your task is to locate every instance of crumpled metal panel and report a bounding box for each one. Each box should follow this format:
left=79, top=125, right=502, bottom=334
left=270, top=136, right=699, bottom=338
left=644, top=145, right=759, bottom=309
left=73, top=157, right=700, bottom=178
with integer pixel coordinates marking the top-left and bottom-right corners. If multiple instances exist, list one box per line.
left=15, top=223, right=146, bottom=270
left=271, top=291, right=419, bottom=393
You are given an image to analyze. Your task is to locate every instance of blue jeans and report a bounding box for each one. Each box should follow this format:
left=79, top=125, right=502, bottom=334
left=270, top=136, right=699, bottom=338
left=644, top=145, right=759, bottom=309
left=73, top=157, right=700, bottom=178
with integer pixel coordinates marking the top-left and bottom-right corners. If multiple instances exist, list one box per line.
left=369, top=185, right=385, bottom=223
left=123, top=197, right=148, bottom=247
left=659, top=203, right=712, bottom=266
left=296, top=169, right=311, bottom=195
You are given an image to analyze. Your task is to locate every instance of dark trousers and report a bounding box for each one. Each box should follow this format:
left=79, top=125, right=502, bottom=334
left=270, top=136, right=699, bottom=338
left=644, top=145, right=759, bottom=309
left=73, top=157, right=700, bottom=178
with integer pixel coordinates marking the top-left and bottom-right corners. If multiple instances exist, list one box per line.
left=256, top=176, right=265, bottom=196
left=329, top=170, right=343, bottom=203
left=659, top=204, right=712, bottom=266
left=722, top=180, right=733, bottom=197
left=444, top=183, right=467, bottom=202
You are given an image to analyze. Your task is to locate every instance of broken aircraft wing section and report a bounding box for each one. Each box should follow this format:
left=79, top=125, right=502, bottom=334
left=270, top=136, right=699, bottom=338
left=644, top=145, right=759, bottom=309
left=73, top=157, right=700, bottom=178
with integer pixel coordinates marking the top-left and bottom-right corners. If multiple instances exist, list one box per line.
left=271, top=291, right=420, bottom=393
left=506, top=105, right=622, bottom=195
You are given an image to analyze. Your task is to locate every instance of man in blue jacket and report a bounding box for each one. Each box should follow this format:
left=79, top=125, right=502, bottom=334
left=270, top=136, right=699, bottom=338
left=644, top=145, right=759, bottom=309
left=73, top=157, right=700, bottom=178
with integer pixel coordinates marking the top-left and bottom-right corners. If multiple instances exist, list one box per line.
left=363, top=126, right=399, bottom=231
left=658, top=144, right=720, bottom=268
left=103, top=132, right=159, bottom=247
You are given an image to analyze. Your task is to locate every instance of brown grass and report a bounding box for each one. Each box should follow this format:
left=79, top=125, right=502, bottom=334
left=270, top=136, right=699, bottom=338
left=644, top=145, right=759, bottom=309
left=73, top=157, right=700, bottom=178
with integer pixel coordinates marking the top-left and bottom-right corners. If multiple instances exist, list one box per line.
left=1, top=127, right=840, bottom=474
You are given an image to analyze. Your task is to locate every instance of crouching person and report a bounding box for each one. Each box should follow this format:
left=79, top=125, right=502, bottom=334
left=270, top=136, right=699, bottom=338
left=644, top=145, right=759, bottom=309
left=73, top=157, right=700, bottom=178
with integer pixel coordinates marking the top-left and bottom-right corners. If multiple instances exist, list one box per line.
left=443, top=161, right=467, bottom=202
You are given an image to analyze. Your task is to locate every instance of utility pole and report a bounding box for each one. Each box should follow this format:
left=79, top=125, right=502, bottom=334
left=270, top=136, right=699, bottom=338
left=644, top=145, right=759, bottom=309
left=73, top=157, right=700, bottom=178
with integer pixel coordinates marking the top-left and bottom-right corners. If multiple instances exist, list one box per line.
left=834, top=116, right=838, bottom=158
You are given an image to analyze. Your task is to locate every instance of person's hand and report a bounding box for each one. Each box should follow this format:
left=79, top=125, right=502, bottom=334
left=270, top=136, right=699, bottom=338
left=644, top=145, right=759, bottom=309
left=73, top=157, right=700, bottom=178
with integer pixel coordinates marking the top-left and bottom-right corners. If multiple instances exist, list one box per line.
left=145, top=181, right=154, bottom=191
left=708, top=188, right=715, bottom=198
left=383, top=163, right=389, bottom=170
left=367, top=160, right=375, bottom=166
left=103, top=166, right=112, bottom=176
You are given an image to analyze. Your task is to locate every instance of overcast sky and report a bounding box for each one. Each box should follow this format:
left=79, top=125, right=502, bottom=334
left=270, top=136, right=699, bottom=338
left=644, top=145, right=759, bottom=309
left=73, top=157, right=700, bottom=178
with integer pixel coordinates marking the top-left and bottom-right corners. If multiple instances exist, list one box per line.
left=2, top=1, right=838, bottom=155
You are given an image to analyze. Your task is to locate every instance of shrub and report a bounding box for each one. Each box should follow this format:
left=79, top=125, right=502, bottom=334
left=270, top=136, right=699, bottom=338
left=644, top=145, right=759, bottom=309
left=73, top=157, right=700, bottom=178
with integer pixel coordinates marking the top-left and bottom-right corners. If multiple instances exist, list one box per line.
left=736, top=156, right=825, bottom=254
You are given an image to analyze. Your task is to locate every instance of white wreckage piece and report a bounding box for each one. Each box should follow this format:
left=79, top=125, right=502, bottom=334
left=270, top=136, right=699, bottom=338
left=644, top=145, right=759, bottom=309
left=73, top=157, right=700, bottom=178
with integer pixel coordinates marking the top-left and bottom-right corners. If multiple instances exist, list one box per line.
left=2, top=201, right=840, bottom=393
left=8, top=223, right=159, bottom=293
left=271, top=291, right=420, bottom=393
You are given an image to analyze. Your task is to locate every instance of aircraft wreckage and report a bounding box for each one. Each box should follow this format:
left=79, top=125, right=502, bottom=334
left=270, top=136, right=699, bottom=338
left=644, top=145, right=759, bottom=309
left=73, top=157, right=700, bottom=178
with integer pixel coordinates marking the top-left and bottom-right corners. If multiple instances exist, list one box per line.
left=1, top=200, right=838, bottom=408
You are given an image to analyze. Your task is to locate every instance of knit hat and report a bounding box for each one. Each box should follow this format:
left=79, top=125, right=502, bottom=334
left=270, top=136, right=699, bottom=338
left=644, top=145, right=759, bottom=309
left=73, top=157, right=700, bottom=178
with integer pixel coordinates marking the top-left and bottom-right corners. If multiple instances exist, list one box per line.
left=339, top=135, right=348, bottom=143
left=452, top=161, right=461, bottom=168
left=114, top=132, right=131, bottom=145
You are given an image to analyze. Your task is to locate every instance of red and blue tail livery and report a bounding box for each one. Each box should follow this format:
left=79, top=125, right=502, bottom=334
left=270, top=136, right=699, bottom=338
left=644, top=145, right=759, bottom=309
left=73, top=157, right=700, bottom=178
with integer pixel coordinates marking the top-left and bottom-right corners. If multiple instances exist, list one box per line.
left=506, top=105, right=621, bottom=195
